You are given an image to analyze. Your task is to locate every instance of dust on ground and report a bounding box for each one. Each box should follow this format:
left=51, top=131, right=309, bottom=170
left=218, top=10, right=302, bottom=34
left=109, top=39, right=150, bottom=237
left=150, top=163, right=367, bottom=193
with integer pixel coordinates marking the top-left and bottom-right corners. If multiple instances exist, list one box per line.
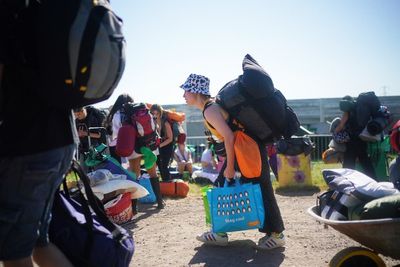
left=127, top=189, right=400, bottom=267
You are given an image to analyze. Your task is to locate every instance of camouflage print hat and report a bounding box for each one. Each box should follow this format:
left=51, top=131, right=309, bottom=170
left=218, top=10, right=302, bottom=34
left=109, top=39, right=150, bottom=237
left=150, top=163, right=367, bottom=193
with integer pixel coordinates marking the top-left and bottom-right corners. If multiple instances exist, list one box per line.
left=180, top=74, right=210, bottom=96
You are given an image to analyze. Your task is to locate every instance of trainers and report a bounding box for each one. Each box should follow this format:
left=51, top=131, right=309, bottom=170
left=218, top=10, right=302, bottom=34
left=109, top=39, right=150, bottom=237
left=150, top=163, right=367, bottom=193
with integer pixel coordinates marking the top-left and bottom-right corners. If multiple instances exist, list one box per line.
left=257, top=232, right=285, bottom=250
left=196, top=231, right=228, bottom=246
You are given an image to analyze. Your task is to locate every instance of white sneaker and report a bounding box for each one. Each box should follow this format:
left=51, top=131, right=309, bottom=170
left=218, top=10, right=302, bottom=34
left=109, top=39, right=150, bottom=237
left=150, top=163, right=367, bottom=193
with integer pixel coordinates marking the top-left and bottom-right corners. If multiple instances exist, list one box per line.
left=196, top=231, right=228, bottom=246
left=257, top=232, right=285, bottom=250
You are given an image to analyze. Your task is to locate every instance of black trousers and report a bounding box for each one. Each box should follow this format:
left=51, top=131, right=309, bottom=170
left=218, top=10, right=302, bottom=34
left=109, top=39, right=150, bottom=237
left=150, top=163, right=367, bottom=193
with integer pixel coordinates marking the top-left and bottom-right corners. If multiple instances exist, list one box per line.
left=109, top=146, right=122, bottom=164
left=215, top=140, right=285, bottom=235
left=157, top=143, right=174, bottom=181
left=343, top=137, right=376, bottom=179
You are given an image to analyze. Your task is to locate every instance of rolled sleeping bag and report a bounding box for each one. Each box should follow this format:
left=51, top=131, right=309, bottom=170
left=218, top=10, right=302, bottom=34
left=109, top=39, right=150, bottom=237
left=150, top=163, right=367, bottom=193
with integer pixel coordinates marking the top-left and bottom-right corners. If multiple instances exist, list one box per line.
left=367, top=119, right=384, bottom=135
left=165, top=109, right=186, bottom=122
left=367, top=114, right=390, bottom=135
left=216, top=54, right=298, bottom=143
left=116, top=124, right=137, bottom=157
left=160, top=179, right=189, bottom=197
left=240, top=54, right=275, bottom=98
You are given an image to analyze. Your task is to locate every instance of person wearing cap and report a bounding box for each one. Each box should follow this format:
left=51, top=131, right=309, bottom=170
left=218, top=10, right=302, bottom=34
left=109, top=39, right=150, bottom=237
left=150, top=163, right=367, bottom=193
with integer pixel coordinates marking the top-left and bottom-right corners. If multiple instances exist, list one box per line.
left=180, top=73, right=285, bottom=249
left=336, top=95, right=376, bottom=179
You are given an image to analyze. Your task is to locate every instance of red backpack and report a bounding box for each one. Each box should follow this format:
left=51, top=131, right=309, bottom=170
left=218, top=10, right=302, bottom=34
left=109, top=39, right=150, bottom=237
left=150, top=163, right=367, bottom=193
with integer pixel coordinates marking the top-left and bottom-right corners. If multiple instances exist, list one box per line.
left=123, top=103, right=160, bottom=153
left=116, top=124, right=137, bottom=157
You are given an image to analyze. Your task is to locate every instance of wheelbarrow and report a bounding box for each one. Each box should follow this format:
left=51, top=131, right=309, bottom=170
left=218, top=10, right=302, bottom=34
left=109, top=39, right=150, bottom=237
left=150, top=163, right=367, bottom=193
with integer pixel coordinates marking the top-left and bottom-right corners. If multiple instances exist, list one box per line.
left=307, top=206, right=400, bottom=267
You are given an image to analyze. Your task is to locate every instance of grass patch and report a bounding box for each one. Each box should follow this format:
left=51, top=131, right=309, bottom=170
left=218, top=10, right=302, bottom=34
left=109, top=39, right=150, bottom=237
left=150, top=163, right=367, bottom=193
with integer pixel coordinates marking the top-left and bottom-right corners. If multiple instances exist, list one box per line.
left=310, top=161, right=341, bottom=190
left=188, top=182, right=204, bottom=196
left=187, top=161, right=342, bottom=197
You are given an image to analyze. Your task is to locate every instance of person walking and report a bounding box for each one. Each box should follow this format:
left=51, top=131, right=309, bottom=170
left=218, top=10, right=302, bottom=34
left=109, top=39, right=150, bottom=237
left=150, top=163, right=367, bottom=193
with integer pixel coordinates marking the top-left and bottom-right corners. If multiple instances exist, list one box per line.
left=180, top=73, right=285, bottom=249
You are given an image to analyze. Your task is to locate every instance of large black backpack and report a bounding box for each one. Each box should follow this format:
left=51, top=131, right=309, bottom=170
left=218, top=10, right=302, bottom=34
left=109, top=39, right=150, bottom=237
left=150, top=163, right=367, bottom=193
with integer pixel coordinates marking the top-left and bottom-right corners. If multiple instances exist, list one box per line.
left=4, top=0, right=125, bottom=110
left=216, top=54, right=300, bottom=143
left=355, top=91, right=381, bottom=128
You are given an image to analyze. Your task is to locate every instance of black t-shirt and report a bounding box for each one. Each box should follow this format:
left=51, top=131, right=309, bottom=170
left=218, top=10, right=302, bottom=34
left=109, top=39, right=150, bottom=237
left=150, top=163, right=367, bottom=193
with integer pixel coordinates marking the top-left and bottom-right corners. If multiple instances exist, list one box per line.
left=75, top=107, right=106, bottom=153
left=0, top=3, right=77, bottom=157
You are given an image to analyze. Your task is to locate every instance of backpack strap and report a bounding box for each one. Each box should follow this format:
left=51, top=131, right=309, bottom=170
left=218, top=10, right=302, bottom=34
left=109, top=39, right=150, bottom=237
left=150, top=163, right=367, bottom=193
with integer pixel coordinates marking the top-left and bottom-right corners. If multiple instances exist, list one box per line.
left=160, top=113, right=169, bottom=139
left=202, top=99, right=214, bottom=124
left=202, top=99, right=224, bottom=141
left=202, top=99, right=238, bottom=136
left=70, top=161, right=126, bottom=241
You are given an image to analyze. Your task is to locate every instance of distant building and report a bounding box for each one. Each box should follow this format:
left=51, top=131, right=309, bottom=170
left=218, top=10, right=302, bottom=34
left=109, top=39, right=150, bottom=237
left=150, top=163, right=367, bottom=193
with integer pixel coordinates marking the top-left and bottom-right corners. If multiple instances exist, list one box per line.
left=164, top=95, right=400, bottom=146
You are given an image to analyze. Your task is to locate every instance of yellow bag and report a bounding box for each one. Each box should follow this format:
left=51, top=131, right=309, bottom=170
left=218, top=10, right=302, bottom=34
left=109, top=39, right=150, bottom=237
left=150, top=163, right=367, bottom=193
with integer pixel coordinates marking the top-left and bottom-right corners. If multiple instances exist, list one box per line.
left=234, top=131, right=261, bottom=178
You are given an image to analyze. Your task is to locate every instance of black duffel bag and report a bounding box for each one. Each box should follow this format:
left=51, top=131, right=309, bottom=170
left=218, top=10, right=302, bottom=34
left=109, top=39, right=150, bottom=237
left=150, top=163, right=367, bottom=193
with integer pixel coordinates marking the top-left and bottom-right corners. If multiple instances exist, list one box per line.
left=276, top=136, right=314, bottom=156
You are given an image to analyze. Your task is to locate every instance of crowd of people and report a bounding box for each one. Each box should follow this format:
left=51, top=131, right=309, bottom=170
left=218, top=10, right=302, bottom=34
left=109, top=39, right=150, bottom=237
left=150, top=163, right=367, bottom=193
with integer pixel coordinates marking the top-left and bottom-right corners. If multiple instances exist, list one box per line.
left=1, top=2, right=399, bottom=266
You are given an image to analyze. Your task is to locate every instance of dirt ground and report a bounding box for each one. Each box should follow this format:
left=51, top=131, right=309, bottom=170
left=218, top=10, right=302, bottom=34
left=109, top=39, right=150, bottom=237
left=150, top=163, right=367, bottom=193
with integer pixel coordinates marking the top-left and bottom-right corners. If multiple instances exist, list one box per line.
left=126, top=189, right=400, bottom=267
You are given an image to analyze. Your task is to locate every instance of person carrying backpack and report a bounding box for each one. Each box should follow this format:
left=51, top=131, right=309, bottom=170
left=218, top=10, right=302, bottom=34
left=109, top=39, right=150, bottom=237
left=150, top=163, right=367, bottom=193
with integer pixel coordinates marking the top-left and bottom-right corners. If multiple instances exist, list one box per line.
left=105, top=93, right=134, bottom=164
left=180, top=73, right=285, bottom=249
left=150, top=104, right=174, bottom=182
left=335, top=95, right=376, bottom=179
left=123, top=102, right=165, bottom=209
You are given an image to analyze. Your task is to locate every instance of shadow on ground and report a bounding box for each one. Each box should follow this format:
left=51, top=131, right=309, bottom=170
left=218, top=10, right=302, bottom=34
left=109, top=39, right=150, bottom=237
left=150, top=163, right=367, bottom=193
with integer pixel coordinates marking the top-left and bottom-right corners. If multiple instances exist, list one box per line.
left=121, top=203, right=161, bottom=230
left=275, top=185, right=320, bottom=196
left=189, top=240, right=285, bottom=267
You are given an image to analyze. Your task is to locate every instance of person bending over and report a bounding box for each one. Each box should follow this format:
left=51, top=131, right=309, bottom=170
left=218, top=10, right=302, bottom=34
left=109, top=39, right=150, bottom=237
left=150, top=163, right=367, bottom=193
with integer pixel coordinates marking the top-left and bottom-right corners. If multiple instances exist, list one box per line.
left=180, top=73, right=285, bottom=249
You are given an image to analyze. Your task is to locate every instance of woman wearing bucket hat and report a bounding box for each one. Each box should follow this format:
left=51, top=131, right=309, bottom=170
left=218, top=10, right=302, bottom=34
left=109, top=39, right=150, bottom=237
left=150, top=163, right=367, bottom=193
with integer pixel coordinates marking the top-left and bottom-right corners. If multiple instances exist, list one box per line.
left=180, top=73, right=285, bottom=249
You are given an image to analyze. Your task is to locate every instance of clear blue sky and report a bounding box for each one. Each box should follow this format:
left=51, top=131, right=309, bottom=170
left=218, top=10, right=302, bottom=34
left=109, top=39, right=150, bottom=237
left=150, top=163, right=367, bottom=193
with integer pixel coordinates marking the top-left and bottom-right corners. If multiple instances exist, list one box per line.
left=99, top=0, right=400, bottom=108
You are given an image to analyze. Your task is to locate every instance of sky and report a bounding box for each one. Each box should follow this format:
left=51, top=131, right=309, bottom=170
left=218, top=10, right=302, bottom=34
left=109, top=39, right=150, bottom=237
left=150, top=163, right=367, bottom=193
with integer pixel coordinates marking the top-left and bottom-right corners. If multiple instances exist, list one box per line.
left=98, top=0, right=400, bottom=108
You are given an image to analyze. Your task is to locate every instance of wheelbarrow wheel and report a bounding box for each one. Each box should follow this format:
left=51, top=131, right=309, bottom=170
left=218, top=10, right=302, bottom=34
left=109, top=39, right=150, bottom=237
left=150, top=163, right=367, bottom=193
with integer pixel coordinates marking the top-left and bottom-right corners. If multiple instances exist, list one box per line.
left=330, top=247, right=386, bottom=267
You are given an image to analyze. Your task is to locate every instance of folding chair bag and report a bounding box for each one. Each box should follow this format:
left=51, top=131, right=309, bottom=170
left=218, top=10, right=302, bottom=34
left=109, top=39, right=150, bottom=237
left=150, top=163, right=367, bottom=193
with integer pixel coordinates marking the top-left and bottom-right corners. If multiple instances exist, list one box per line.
left=207, top=180, right=265, bottom=233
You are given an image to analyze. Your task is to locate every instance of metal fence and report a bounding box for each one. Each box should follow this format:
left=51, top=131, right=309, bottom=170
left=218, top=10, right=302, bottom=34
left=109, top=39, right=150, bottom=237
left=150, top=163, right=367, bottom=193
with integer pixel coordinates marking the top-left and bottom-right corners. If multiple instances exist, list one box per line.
left=308, top=134, right=332, bottom=161
left=186, top=134, right=333, bottom=162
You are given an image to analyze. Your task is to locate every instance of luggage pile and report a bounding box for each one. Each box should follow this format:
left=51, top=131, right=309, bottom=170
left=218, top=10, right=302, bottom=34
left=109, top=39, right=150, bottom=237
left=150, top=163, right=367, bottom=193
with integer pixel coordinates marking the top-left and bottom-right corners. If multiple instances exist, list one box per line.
left=317, top=169, right=399, bottom=221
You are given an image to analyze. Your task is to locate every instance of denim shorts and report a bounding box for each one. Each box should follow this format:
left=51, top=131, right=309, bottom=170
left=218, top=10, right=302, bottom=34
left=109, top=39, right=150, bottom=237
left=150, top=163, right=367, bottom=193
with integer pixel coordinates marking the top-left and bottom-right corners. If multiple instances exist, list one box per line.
left=0, top=144, right=75, bottom=261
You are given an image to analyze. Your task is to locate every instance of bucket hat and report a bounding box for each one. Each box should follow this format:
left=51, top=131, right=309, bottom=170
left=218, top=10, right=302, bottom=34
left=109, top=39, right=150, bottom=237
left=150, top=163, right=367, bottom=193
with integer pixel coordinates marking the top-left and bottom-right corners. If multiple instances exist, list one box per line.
left=180, top=74, right=210, bottom=95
